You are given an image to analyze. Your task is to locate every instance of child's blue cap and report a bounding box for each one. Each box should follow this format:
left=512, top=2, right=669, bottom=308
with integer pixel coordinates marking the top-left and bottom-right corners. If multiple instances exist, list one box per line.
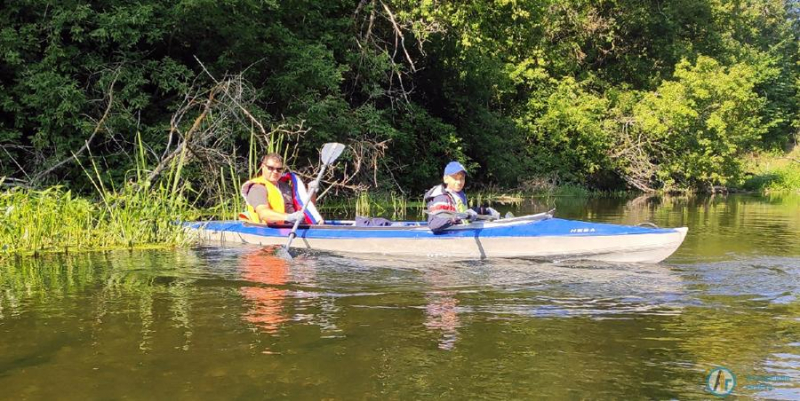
left=443, top=161, right=467, bottom=176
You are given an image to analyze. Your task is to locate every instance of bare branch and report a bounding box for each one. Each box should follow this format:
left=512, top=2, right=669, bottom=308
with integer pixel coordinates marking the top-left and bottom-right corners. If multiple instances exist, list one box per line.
left=1, top=145, right=31, bottom=182
left=354, top=0, right=371, bottom=16
left=194, top=56, right=269, bottom=137
left=607, top=116, right=658, bottom=192
left=381, top=1, right=416, bottom=72
left=146, top=83, right=219, bottom=184
left=0, top=176, right=32, bottom=189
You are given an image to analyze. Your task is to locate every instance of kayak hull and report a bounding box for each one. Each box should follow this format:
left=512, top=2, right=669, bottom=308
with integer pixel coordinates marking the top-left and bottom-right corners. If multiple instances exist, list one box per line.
left=185, top=214, right=688, bottom=263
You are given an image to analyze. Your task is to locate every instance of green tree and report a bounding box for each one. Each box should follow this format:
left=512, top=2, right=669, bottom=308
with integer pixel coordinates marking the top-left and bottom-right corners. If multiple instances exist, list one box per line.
left=633, top=56, right=767, bottom=189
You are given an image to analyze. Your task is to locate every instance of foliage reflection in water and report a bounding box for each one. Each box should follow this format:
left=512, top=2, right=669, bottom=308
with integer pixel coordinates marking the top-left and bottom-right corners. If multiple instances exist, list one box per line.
left=0, top=194, right=798, bottom=399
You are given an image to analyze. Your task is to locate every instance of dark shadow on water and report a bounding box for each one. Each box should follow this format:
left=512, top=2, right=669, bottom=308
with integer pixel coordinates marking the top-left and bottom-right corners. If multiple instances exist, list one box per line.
left=0, top=338, right=71, bottom=378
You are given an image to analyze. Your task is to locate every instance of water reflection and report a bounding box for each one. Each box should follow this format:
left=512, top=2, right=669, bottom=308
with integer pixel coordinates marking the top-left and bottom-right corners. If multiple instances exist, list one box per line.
left=0, top=195, right=798, bottom=399
left=422, top=268, right=461, bottom=351
left=238, top=248, right=290, bottom=334
left=343, top=255, right=688, bottom=353
left=236, top=247, right=342, bottom=341
left=760, top=351, right=800, bottom=400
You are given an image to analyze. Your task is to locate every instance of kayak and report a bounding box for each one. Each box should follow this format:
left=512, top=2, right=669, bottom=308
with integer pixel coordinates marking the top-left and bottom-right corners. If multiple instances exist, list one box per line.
left=185, top=211, right=688, bottom=263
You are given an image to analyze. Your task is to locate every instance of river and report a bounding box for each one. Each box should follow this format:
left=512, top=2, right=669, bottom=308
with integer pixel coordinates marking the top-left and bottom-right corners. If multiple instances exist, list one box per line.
left=1, top=194, right=798, bottom=399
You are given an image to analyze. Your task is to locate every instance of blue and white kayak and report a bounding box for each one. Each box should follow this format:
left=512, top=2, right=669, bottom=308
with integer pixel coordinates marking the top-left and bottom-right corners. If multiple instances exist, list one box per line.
left=185, top=212, right=688, bottom=263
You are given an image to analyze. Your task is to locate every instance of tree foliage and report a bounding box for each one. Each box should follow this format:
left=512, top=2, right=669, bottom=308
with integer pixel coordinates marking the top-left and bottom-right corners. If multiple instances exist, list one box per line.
left=633, top=57, right=767, bottom=189
left=0, top=0, right=797, bottom=195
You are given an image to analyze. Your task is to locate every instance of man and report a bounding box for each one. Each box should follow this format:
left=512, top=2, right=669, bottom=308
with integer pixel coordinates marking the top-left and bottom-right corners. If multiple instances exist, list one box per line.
left=424, top=161, right=500, bottom=233
left=239, top=153, right=323, bottom=224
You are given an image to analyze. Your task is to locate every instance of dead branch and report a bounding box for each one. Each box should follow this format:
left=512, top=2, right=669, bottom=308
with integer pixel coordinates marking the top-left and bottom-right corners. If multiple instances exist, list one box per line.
left=607, top=116, right=658, bottom=192
left=381, top=158, right=406, bottom=196
left=289, top=137, right=392, bottom=199
left=354, top=0, right=371, bottom=16
left=138, top=61, right=322, bottom=205
left=381, top=1, right=415, bottom=72
left=1, top=145, right=31, bottom=183
left=293, top=171, right=367, bottom=193
left=194, top=56, right=269, bottom=137
left=146, top=84, right=219, bottom=184
left=366, top=3, right=376, bottom=44
left=352, top=0, right=445, bottom=103
left=355, top=0, right=377, bottom=44
left=348, top=137, right=390, bottom=188
left=0, top=176, right=32, bottom=189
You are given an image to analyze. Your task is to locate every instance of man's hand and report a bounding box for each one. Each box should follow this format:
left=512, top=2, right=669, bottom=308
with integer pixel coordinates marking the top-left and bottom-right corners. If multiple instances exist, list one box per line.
left=285, top=211, right=305, bottom=222
left=307, top=181, right=319, bottom=193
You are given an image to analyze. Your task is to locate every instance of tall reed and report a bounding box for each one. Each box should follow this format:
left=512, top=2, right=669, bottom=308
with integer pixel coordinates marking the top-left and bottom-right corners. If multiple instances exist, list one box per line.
left=334, top=191, right=412, bottom=220
left=209, top=162, right=244, bottom=220
left=354, top=190, right=371, bottom=217
left=0, top=133, right=197, bottom=257
left=389, top=192, right=408, bottom=220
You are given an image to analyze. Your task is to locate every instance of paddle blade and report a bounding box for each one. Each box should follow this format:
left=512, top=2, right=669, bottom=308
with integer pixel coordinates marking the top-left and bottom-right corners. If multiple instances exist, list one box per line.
left=275, top=246, right=293, bottom=260
left=320, top=142, right=346, bottom=165
left=261, top=244, right=293, bottom=260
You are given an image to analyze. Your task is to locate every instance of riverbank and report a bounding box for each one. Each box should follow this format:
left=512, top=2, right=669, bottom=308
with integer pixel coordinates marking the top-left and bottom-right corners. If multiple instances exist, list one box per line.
left=743, top=146, right=800, bottom=194
left=0, top=180, right=196, bottom=257
left=2, top=165, right=798, bottom=258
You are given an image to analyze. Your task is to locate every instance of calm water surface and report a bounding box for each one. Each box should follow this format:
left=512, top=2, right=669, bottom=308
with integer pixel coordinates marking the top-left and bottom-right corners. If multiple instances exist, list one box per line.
left=1, top=194, right=798, bottom=399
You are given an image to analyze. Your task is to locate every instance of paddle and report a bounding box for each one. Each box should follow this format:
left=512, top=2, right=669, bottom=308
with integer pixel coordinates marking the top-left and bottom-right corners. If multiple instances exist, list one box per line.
left=424, top=210, right=497, bottom=221
left=279, top=142, right=346, bottom=259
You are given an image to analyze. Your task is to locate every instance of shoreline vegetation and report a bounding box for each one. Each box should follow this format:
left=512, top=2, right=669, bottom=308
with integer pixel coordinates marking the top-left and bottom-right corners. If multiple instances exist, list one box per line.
left=2, top=149, right=797, bottom=258
left=743, top=147, right=800, bottom=194
left=1, top=2, right=797, bottom=199
left=0, top=1, right=797, bottom=257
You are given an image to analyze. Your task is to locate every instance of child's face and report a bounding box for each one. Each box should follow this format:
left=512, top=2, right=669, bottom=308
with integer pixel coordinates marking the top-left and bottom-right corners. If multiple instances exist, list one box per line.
left=444, top=172, right=466, bottom=192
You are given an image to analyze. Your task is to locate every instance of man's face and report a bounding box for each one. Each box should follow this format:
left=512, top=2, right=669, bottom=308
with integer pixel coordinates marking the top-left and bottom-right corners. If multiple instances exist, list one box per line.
left=444, top=172, right=466, bottom=192
left=262, top=158, right=284, bottom=183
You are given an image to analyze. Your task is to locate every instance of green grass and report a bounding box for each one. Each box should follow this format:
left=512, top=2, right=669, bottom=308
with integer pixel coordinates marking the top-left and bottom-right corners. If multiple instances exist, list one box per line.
left=0, top=128, right=313, bottom=258
left=743, top=146, right=800, bottom=194
left=0, top=132, right=200, bottom=258
left=0, top=180, right=198, bottom=257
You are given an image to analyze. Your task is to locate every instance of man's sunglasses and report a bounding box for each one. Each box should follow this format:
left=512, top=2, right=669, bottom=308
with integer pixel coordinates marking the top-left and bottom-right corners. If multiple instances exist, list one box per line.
left=264, top=165, right=284, bottom=172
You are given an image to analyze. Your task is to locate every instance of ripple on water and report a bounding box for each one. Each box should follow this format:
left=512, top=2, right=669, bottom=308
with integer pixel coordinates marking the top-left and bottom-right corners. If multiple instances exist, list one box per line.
left=293, top=252, right=692, bottom=321
left=673, top=256, right=800, bottom=303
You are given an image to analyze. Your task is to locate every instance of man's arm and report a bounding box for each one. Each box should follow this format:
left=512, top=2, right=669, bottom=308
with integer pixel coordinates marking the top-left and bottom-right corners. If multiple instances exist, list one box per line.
left=245, top=184, right=296, bottom=223
left=255, top=204, right=296, bottom=223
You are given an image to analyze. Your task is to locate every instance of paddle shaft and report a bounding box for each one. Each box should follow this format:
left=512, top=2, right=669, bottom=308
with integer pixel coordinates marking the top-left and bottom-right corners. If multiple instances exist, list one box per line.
left=425, top=210, right=496, bottom=221
left=284, top=163, right=328, bottom=250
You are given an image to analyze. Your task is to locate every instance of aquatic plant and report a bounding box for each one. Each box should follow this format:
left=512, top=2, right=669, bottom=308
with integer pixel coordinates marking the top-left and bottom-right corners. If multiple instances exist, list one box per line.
left=324, top=191, right=415, bottom=221
left=0, top=180, right=196, bottom=257
left=0, top=133, right=198, bottom=257
left=354, top=190, right=371, bottom=217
